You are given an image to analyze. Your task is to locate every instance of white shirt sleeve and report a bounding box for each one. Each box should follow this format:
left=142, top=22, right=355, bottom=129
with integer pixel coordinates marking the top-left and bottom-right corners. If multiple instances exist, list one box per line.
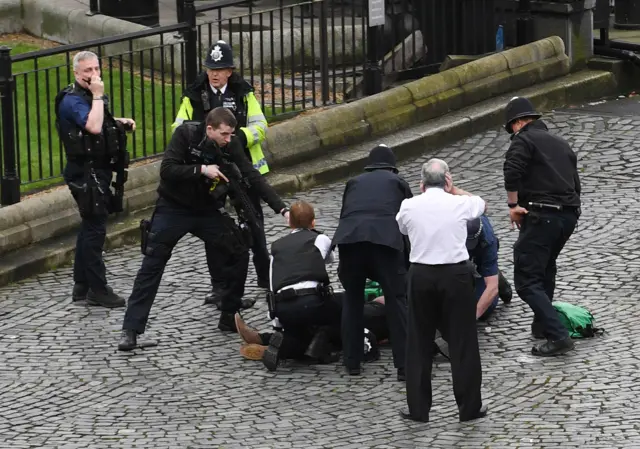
left=464, top=196, right=486, bottom=220
left=396, top=200, right=409, bottom=235
left=315, top=234, right=334, bottom=263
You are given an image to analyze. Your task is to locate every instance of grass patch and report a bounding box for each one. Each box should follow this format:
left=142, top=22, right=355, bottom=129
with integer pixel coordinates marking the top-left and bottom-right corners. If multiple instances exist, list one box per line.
left=1, top=38, right=294, bottom=195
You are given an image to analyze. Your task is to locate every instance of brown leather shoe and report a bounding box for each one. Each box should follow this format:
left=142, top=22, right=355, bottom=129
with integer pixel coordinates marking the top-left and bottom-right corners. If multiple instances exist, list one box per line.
left=240, top=343, right=267, bottom=360
left=235, top=313, right=262, bottom=344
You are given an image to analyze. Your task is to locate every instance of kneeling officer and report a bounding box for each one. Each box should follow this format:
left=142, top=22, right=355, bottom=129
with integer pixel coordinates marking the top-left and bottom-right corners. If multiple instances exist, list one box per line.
left=118, top=107, right=289, bottom=351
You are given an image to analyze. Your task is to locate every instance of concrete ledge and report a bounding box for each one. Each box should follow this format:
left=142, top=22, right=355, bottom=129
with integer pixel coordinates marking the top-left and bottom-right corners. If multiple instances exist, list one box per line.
left=0, top=69, right=620, bottom=287
left=0, top=0, right=23, bottom=34
left=266, top=37, right=570, bottom=169
left=13, top=0, right=365, bottom=76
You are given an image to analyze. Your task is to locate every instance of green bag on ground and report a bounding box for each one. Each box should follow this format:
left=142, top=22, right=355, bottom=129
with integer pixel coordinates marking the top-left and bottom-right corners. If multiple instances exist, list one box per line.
left=552, top=301, right=604, bottom=338
left=364, top=280, right=382, bottom=302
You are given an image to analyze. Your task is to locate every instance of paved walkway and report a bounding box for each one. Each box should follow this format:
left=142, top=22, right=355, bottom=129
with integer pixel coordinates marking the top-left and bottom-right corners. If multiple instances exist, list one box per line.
left=2, top=101, right=640, bottom=447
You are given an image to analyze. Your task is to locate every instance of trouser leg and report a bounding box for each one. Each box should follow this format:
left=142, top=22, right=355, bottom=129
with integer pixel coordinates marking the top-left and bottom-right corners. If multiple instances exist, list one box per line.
left=405, top=264, right=436, bottom=422
left=122, top=211, right=189, bottom=334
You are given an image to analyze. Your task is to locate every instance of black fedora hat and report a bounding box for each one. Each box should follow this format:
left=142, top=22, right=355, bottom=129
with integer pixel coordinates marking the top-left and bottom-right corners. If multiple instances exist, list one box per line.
left=364, top=144, right=398, bottom=173
left=504, top=96, right=542, bottom=134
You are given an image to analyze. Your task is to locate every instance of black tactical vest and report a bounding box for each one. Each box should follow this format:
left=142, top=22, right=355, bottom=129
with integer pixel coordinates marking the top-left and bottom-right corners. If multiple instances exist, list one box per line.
left=54, top=83, right=124, bottom=168
left=271, top=229, right=331, bottom=293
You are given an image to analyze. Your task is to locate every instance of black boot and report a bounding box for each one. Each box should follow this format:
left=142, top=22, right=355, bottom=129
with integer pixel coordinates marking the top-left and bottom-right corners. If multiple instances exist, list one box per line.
left=498, top=270, right=512, bottom=303
left=532, top=337, right=574, bottom=357
left=87, top=286, right=125, bottom=308
left=72, top=283, right=89, bottom=302
left=118, top=330, right=137, bottom=351
left=262, top=331, right=283, bottom=372
left=304, top=329, right=331, bottom=359
left=204, top=286, right=225, bottom=306
left=218, top=312, right=238, bottom=332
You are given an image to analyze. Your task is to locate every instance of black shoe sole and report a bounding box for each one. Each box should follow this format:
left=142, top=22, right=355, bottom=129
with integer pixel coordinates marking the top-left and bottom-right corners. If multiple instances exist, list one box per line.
left=531, top=344, right=574, bottom=357
left=118, top=342, right=136, bottom=351
left=87, top=299, right=125, bottom=308
left=262, top=332, right=283, bottom=372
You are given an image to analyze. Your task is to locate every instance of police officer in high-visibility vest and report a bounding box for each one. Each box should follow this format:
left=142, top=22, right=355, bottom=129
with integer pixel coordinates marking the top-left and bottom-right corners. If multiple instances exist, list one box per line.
left=172, top=40, right=271, bottom=304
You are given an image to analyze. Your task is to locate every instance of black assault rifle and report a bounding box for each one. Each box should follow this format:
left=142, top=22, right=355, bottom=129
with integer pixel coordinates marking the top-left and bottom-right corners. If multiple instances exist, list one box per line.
left=196, top=141, right=262, bottom=247
left=107, top=121, right=131, bottom=213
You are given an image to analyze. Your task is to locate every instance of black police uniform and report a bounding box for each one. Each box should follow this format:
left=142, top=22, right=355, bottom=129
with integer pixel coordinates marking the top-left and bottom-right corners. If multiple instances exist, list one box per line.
left=118, top=121, right=286, bottom=351
left=55, top=82, right=128, bottom=308
left=181, top=41, right=272, bottom=296
left=503, top=97, right=581, bottom=356
left=332, top=145, right=411, bottom=378
left=261, top=229, right=342, bottom=371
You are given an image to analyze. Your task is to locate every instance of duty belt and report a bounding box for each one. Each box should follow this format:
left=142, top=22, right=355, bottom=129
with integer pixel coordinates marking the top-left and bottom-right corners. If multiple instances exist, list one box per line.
left=527, top=202, right=578, bottom=212
left=274, top=285, right=331, bottom=302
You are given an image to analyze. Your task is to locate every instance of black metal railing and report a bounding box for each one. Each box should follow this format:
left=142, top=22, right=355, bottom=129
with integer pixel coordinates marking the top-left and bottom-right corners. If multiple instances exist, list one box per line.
left=0, top=19, right=195, bottom=203
left=1, top=0, right=505, bottom=205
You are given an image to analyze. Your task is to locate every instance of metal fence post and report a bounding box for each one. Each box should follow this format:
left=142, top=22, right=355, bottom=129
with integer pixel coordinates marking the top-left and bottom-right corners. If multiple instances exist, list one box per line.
left=87, top=0, right=99, bottom=16
left=364, top=0, right=384, bottom=96
left=176, top=0, right=185, bottom=23
left=183, top=0, right=199, bottom=85
left=0, top=47, right=20, bottom=206
left=319, top=0, right=330, bottom=104
left=516, top=0, right=535, bottom=46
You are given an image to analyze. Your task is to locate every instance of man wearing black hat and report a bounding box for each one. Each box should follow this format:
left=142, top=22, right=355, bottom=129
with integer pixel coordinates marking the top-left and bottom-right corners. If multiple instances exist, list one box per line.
left=332, top=144, right=412, bottom=378
left=503, top=96, right=581, bottom=357
left=172, top=40, right=272, bottom=305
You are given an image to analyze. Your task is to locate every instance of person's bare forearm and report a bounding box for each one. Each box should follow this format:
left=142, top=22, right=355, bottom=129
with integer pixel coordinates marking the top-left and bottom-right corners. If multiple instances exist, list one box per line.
left=85, top=99, right=105, bottom=134
left=451, top=185, right=473, bottom=196
left=476, top=278, right=499, bottom=319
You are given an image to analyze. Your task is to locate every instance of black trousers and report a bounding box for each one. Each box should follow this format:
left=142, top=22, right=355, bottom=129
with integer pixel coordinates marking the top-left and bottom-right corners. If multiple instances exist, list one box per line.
left=259, top=292, right=390, bottom=352
left=514, top=209, right=578, bottom=341
left=66, top=164, right=111, bottom=294
left=275, top=293, right=342, bottom=359
left=405, top=261, right=482, bottom=422
left=73, top=211, right=108, bottom=293
left=206, top=187, right=271, bottom=286
left=338, top=242, right=408, bottom=370
left=122, top=199, right=249, bottom=334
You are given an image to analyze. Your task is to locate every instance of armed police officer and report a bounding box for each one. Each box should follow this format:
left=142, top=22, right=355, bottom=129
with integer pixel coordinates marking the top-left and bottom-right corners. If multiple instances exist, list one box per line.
left=503, top=96, right=581, bottom=357
left=55, top=51, right=134, bottom=308
left=118, top=107, right=288, bottom=351
left=172, top=40, right=272, bottom=304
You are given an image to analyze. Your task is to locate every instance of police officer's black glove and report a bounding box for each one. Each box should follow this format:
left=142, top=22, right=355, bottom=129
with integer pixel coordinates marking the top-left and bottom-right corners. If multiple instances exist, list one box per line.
left=237, top=129, right=248, bottom=149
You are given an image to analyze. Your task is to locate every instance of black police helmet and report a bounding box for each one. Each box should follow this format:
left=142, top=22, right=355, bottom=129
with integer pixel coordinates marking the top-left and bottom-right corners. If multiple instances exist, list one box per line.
left=364, top=144, right=398, bottom=173
left=466, top=217, right=483, bottom=252
left=504, top=96, right=541, bottom=134
left=203, top=40, right=235, bottom=70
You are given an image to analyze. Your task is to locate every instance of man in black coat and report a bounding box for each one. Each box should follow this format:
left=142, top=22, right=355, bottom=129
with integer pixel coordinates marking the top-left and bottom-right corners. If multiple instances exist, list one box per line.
left=332, top=145, right=412, bottom=378
left=503, top=96, right=581, bottom=357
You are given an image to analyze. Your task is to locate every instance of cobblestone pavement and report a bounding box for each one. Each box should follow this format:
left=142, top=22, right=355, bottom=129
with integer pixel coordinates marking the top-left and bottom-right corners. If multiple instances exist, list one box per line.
left=3, top=107, right=640, bottom=448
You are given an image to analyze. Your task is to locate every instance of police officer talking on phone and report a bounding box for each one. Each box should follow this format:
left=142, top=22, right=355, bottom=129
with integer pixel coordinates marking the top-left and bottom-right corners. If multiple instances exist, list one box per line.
left=118, top=107, right=289, bottom=351
left=503, top=96, right=581, bottom=357
left=55, top=51, right=135, bottom=308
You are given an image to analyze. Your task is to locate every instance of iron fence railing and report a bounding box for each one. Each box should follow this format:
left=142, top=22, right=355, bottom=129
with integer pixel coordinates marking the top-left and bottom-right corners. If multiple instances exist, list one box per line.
left=1, top=0, right=506, bottom=205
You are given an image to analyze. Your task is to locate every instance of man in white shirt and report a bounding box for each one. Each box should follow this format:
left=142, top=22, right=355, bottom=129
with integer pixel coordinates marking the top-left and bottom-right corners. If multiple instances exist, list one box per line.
left=396, top=158, right=488, bottom=423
